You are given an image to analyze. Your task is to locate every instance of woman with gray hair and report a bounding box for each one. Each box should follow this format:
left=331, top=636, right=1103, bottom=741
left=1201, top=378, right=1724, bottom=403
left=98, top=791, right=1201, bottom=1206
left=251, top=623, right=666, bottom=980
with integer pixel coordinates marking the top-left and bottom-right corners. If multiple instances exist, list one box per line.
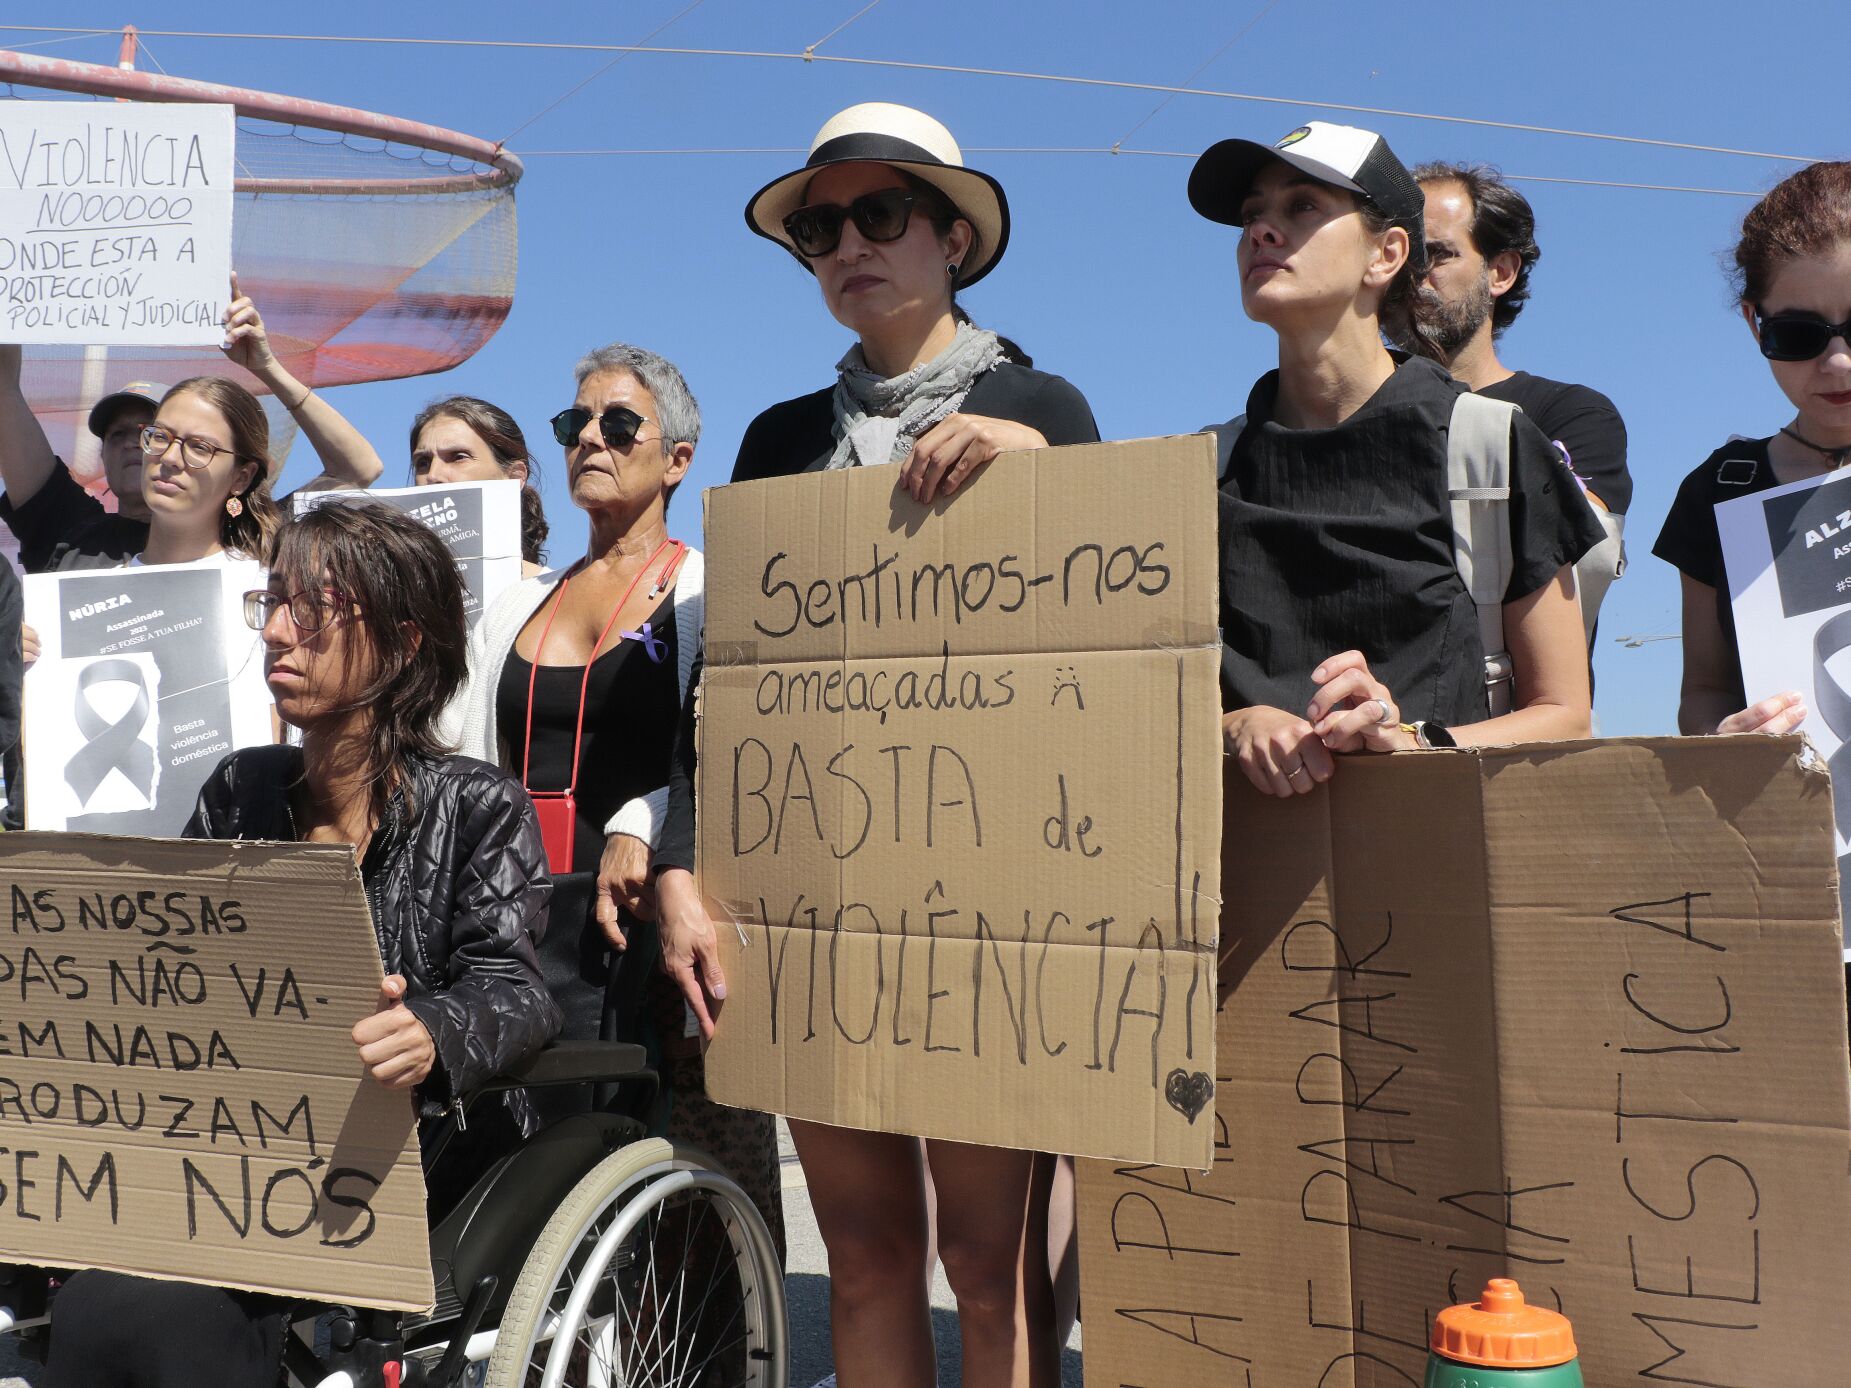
left=450, top=341, right=784, bottom=1253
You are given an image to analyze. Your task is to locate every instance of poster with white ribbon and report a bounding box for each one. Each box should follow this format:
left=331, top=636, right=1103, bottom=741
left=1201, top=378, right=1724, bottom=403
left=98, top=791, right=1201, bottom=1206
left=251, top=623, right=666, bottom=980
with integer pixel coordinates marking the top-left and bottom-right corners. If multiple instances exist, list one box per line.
left=1718, top=463, right=1851, bottom=955
left=296, top=479, right=524, bottom=631
left=21, top=557, right=272, bottom=834
left=0, top=101, right=234, bottom=344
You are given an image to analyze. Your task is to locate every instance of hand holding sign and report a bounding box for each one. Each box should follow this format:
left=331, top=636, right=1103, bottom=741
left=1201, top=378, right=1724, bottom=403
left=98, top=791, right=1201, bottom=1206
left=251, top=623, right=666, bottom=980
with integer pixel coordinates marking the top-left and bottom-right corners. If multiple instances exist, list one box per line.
left=352, top=974, right=436, bottom=1089
left=1718, top=689, right=1809, bottom=735
left=1307, top=649, right=1414, bottom=752
left=899, top=413, right=1048, bottom=503
left=218, top=272, right=278, bottom=377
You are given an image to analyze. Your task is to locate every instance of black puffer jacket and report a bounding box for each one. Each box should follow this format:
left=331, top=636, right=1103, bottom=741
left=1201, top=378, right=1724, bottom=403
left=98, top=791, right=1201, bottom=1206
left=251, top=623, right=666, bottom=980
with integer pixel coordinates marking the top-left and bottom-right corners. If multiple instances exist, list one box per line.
left=185, top=745, right=562, bottom=1112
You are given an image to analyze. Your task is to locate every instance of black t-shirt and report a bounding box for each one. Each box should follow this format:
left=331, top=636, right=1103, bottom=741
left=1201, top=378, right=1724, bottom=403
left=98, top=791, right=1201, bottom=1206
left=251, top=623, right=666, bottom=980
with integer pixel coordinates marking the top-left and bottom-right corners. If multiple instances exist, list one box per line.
left=1218, top=355, right=1604, bottom=724
left=657, top=361, right=1101, bottom=874
left=1479, top=371, right=1631, bottom=516
left=1651, top=438, right=1778, bottom=711
left=0, top=458, right=149, bottom=573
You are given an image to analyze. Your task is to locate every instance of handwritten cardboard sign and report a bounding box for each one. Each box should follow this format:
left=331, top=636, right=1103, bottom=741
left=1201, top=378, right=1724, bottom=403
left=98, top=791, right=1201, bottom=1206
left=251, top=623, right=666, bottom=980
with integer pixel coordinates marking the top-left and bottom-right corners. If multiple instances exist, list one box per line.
left=22, top=558, right=274, bottom=835
left=698, top=436, right=1222, bottom=1166
left=1717, top=467, right=1851, bottom=953
left=1078, top=738, right=1851, bottom=1386
left=297, top=479, right=524, bottom=631
left=0, top=101, right=233, bottom=344
left=0, top=833, right=432, bottom=1310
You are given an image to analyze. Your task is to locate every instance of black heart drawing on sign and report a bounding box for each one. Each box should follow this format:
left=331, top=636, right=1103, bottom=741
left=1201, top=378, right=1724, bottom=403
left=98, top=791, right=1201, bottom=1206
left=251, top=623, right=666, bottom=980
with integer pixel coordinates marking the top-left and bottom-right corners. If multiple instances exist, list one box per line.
left=1164, top=1068, right=1213, bottom=1123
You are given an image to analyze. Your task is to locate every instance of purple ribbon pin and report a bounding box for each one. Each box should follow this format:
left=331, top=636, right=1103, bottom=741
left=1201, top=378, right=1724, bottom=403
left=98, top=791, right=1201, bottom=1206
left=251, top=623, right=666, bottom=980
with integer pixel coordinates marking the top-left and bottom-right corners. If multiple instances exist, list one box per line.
left=622, top=621, right=668, bottom=663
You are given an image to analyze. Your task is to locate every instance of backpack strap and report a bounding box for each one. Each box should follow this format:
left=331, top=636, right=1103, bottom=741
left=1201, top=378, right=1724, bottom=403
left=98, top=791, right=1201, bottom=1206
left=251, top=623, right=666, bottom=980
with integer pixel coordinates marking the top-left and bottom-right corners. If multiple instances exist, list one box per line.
left=1447, top=392, right=1520, bottom=716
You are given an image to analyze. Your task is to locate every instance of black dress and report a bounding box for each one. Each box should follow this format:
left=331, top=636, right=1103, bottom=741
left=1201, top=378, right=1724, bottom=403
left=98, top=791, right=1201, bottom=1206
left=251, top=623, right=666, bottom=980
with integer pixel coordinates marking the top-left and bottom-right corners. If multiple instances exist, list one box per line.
left=495, top=600, right=679, bottom=1050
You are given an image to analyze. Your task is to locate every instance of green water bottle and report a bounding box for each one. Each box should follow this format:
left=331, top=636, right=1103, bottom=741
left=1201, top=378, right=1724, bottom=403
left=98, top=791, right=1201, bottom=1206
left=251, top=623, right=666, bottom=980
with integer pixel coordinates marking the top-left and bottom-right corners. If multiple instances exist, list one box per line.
left=1425, top=1278, right=1584, bottom=1387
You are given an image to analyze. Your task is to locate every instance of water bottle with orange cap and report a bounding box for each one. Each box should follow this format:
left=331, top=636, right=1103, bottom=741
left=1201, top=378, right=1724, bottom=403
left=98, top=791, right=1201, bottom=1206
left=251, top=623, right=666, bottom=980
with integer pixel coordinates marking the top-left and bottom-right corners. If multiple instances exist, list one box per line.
left=1426, top=1278, right=1584, bottom=1387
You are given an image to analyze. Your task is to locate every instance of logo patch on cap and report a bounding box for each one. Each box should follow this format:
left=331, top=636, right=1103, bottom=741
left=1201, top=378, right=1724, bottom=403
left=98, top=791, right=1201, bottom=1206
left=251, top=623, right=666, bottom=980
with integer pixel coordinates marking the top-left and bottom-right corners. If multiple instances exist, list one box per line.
left=1275, top=127, right=1312, bottom=149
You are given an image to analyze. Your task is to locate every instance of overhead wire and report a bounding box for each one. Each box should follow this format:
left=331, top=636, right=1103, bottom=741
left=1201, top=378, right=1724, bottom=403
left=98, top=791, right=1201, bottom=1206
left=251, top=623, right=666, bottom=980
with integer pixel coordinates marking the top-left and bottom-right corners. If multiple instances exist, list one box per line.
left=515, top=143, right=1761, bottom=196
left=497, top=0, right=711, bottom=147
left=1112, top=0, right=1285, bottom=151
left=805, top=0, right=886, bottom=58
left=0, top=23, right=1821, bottom=165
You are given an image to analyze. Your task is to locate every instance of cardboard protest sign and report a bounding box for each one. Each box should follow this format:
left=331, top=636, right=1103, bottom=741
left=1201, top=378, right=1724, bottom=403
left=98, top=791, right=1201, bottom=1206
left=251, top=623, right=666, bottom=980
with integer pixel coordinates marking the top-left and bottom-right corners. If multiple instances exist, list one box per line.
left=22, top=558, right=273, bottom=835
left=1717, top=467, right=1851, bottom=953
left=298, top=479, right=523, bottom=631
left=1078, top=737, right=1851, bottom=1388
left=698, top=437, right=1222, bottom=1166
left=0, top=102, right=233, bottom=344
left=0, top=833, right=432, bottom=1310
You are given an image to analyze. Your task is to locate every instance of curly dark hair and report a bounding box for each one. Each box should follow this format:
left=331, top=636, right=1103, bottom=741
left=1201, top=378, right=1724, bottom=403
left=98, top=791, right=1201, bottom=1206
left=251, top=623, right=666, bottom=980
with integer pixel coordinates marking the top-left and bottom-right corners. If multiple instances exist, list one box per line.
left=1413, top=163, right=1541, bottom=337
left=1732, top=161, right=1851, bottom=307
left=265, top=500, right=468, bottom=817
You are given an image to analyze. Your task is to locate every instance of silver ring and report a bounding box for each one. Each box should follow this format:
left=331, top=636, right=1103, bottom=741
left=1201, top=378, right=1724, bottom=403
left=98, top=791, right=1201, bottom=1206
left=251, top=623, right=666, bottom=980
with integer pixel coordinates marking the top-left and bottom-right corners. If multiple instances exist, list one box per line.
left=1287, top=763, right=1309, bottom=779
left=1373, top=697, right=1397, bottom=726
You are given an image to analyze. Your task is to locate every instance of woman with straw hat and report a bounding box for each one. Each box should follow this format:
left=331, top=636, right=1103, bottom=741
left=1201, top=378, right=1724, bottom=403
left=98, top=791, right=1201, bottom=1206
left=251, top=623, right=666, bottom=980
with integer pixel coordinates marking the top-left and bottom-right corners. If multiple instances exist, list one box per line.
left=653, top=101, right=1098, bottom=1388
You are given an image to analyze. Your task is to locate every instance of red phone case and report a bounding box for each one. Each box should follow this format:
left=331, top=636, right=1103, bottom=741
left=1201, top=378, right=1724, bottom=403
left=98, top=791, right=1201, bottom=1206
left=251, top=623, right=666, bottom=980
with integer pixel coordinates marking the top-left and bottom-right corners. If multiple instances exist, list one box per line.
left=530, top=791, right=577, bottom=875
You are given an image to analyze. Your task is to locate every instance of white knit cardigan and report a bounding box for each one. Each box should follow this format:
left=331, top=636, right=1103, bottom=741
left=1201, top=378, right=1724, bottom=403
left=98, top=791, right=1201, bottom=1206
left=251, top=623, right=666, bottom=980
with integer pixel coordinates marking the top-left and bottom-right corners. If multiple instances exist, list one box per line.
left=447, top=548, right=704, bottom=849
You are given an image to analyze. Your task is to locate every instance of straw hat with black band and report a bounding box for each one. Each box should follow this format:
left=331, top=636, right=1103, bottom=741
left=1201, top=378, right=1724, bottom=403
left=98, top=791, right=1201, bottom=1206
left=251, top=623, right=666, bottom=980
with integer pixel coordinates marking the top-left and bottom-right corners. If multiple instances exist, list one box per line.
left=745, top=103, right=1010, bottom=288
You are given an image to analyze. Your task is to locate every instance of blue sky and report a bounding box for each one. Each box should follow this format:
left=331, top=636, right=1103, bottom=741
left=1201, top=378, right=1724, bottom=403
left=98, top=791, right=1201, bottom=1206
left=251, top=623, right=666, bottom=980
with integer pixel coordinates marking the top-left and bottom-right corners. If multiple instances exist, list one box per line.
left=6, top=2, right=1847, bottom=735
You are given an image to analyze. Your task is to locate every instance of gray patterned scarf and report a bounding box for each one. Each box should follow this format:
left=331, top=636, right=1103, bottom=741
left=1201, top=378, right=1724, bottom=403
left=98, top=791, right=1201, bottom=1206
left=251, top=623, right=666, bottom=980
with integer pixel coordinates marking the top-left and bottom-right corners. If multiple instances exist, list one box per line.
left=828, top=321, right=1005, bottom=470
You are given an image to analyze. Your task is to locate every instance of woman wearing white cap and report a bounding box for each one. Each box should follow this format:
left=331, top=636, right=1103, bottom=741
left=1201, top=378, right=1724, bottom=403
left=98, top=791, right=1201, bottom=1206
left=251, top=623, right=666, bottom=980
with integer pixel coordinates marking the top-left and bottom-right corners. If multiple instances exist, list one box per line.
left=652, top=102, right=1097, bottom=1388
left=1191, top=121, right=1599, bottom=793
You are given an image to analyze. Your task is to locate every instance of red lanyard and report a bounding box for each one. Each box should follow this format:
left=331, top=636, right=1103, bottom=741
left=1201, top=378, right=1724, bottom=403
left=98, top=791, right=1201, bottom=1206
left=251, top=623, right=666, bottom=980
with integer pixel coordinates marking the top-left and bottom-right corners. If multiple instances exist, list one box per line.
left=521, top=538, right=687, bottom=796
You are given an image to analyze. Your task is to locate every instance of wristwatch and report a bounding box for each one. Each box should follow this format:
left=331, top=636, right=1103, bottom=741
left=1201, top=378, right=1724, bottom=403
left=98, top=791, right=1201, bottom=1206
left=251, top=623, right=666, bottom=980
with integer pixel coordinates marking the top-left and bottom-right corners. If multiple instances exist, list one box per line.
left=1399, top=720, right=1457, bottom=749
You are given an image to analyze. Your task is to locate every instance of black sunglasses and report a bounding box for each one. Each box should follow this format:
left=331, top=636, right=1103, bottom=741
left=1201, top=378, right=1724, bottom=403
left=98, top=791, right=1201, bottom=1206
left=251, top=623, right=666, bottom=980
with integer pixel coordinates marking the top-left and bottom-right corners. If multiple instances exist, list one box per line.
left=782, top=188, right=916, bottom=259
left=550, top=405, right=650, bottom=449
left=1755, top=309, right=1851, bottom=362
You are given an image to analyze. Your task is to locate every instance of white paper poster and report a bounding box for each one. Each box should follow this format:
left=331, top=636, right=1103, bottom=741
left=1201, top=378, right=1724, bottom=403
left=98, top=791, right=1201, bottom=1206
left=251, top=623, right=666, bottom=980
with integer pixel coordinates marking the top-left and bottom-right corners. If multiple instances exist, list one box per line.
left=21, top=558, right=273, bottom=833
left=297, top=479, right=523, bottom=631
left=1717, top=461, right=1851, bottom=955
left=0, top=101, right=235, bottom=345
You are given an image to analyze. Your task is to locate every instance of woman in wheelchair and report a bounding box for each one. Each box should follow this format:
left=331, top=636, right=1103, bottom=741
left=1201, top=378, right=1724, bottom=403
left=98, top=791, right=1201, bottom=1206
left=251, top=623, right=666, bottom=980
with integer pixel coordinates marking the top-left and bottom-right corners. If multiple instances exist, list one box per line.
left=43, top=501, right=563, bottom=1387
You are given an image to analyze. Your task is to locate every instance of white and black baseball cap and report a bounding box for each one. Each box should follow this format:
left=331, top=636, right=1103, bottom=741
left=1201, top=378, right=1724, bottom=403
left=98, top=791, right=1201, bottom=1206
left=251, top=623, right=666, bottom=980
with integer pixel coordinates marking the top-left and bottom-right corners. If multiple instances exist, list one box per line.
left=1189, top=121, right=1428, bottom=268
left=746, top=102, right=1010, bottom=287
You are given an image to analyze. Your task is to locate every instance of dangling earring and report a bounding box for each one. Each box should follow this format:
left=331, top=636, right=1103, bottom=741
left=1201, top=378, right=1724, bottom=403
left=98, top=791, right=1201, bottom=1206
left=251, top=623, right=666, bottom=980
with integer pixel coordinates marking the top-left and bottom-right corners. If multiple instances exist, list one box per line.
left=225, top=496, right=244, bottom=518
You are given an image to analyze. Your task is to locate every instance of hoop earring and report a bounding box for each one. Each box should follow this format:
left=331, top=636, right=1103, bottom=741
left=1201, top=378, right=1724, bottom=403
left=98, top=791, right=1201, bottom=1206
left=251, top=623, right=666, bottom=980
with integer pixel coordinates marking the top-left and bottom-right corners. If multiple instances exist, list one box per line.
left=224, top=496, right=244, bottom=518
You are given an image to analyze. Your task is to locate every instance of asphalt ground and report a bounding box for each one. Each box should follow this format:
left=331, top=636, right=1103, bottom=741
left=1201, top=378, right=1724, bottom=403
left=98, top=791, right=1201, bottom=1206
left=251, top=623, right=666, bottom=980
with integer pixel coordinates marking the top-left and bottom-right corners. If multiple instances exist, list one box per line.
left=0, top=1117, right=1085, bottom=1387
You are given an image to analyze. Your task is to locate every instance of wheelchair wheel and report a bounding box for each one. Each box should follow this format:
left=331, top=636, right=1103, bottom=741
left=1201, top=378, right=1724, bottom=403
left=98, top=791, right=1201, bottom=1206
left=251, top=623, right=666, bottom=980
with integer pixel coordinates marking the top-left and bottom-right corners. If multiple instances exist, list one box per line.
left=484, top=1137, right=786, bottom=1388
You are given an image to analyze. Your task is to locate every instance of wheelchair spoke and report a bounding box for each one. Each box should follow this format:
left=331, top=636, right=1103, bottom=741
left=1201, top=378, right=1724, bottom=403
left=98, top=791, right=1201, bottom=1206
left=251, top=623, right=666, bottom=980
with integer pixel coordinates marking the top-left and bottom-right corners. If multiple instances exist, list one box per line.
left=491, top=1148, right=781, bottom=1388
